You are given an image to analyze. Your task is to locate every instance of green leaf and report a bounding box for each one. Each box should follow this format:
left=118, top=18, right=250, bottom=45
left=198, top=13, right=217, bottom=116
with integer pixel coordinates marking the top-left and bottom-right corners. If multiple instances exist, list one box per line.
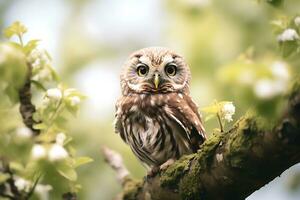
left=204, top=114, right=215, bottom=122
left=280, top=41, right=298, bottom=57
left=0, top=173, right=10, bottom=183
left=33, top=123, right=47, bottom=130
left=31, top=80, right=47, bottom=92
left=63, top=137, right=73, bottom=145
left=3, top=21, right=27, bottom=39
left=5, top=85, right=19, bottom=104
left=74, top=157, right=93, bottom=168
left=48, top=66, right=59, bottom=82
left=53, top=116, right=68, bottom=129
left=23, top=161, right=40, bottom=179
left=266, top=0, right=284, bottom=7
left=56, top=162, right=78, bottom=181
left=10, top=161, right=25, bottom=172
left=24, top=40, right=40, bottom=55
left=0, top=43, right=27, bottom=90
left=201, top=104, right=220, bottom=114
left=66, top=104, right=79, bottom=117
left=202, top=101, right=232, bottom=115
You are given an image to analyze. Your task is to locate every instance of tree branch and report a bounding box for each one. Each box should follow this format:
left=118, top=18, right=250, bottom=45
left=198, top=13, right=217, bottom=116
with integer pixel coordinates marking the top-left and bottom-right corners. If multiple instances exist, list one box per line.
left=102, top=146, right=130, bottom=185
left=0, top=159, right=22, bottom=200
left=18, top=62, right=40, bottom=136
left=113, top=77, right=300, bottom=200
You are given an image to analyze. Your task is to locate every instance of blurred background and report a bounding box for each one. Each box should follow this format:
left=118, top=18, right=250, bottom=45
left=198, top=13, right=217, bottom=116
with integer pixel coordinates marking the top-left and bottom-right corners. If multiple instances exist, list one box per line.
left=1, top=0, right=300, bottom=199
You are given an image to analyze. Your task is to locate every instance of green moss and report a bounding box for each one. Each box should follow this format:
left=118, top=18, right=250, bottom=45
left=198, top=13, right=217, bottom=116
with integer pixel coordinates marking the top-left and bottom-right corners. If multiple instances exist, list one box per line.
left=289, top=77, right=300, bottom=100
left=160, top=154, right=194, bottom=189
left=196, top=133, right=224, bottom=167
left=122, top=179, right=143, bottom=200
left=179, top=162, right=204, bottom=200
left=159, top=132, right=223, bottom=198
left=177, top=133, right=223, bottom=200
left=226, top=116, right=267, bottom=169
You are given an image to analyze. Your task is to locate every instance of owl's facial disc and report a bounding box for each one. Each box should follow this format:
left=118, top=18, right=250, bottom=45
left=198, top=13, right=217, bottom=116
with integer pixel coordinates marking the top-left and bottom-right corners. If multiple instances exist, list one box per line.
left=123, top=47, right=191, bottom=94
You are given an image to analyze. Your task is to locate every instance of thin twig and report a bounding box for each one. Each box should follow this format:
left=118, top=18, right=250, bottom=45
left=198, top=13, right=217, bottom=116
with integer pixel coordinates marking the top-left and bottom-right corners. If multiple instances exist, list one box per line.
left=25, top=174, right=41, bottom=199
left=17, top=34, right=24, bottom=47
left=101, top=146, right=130, bottom=185
left=217, top=112, right=224, bottom=132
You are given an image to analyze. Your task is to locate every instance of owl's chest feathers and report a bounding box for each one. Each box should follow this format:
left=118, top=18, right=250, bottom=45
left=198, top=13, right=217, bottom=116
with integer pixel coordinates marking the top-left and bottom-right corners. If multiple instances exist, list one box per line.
left=119, top=93, right=192, bottom=166
left=123, top=94, right=167, bottom=145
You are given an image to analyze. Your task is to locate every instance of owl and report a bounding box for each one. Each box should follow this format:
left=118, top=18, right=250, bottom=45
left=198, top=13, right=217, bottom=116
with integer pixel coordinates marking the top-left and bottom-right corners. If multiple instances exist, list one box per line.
left=114, top=47, right=206, bottom=173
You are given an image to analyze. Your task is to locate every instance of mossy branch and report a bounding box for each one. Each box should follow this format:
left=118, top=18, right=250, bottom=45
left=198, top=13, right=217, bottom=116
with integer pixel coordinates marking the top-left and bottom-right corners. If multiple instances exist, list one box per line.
left=111, top=77, right=300, bottom=200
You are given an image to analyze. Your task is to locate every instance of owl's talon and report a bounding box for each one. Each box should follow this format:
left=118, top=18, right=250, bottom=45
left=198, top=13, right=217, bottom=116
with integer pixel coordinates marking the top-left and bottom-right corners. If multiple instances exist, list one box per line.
left=159, top=159, right=175, bottom=171
left=145, top=159, right=175, bottom=180
left=146, top=166, right=159, bottom=179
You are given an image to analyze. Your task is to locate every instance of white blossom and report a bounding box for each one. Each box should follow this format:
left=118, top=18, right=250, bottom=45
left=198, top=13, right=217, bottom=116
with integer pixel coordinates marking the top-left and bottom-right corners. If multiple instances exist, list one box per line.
left=16, top=127, right=32, bottom=138
left=294, top=17, right=300, bottom=26
left=277, top=28, right=300, bottom=42
left=27, top=49, right=40, bottom=62
left=221, top=102, right=235, bottom=122
left=31, top=144, right=47, bottom=159
left=15, top=178, right=31, bottom=192
left=35, top=184, right=53, bottom=200
left=48, top=144, right=68, bottom=161
left=69, top=96, right=81, bottom=106
left=29, top=49, right=53, bottom=82
left=42, top=97, right=50, bottom=107
left=254, top=79, right=286, bottom=99
left=271, top=61, right=290, bottom=81
left=31, top=60, right=41, bottom=69
left=32, top=68, right=51, bottom=81
left=46, top=88, right=62, bottom=101
left=28, top=49, right=50, bottom=65
left=56, top=132, right=66, bottom=146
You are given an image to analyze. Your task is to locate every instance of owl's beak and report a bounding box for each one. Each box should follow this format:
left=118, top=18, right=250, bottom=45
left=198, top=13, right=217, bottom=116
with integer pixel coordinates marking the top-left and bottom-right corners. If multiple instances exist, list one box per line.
left=154, top=73, right=160, bottom=89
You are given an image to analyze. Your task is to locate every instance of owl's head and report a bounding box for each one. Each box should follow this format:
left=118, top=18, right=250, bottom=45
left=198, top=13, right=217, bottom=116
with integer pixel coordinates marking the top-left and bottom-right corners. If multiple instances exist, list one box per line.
left=120, top=47, right=191, bottom=95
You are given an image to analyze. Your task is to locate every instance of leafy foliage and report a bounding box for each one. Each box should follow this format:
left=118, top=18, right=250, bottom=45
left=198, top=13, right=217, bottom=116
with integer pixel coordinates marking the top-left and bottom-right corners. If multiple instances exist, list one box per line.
left=272, top=16, right=300, bottom=57
left=0, top=21, right=92, bottom=199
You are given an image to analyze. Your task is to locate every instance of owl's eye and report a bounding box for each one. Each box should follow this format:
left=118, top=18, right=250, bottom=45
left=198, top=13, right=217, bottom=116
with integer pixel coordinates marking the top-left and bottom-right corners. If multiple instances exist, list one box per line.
left=165, top=63, right=177, bottom=76
left=137, top=64, right=149, bottom=76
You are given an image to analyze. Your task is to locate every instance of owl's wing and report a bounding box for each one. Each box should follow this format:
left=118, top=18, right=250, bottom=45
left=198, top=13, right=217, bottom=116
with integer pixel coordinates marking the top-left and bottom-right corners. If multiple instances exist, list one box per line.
left=114, top=99, right=127, bottom=143
left=166, top=93, right=206, bottom=151
left=185, top=95, right=206, bottom=138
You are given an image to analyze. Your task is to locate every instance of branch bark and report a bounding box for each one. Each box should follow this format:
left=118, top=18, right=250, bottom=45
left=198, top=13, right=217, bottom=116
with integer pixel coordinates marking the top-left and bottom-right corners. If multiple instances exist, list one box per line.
left=18, top=62, right=40, bottom=136
left=114, top=77, right=300, bottom=200
left=102, top=146, right=130, bottom=185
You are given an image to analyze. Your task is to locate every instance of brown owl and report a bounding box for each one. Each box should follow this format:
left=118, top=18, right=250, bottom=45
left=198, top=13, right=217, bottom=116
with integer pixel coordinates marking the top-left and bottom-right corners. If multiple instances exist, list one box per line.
left=114, top=47, right=206, bottom=173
